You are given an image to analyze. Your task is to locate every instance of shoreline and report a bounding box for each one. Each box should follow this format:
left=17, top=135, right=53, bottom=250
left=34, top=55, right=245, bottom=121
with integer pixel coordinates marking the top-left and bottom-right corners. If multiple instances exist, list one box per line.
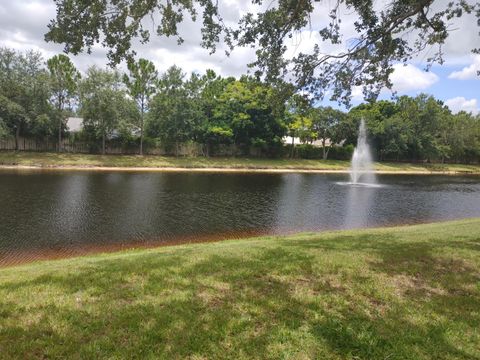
left=1, top=164, right=479, bottom=175
left=2, top=218, right=478, bottom=269
left=0, top=229, right=268, bottom=269
left=1, top=152, right=479, bottom=174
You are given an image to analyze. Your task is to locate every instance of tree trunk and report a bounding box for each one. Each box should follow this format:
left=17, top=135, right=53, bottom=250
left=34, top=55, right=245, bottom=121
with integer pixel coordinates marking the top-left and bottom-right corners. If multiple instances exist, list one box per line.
left=205, top=143, right=210, bottom=157
left=58, top=116, right=62, bottom=152
left=102, top=132, right=106, bottom=155
left=58, top=96, right=63, bottom=152
left=57, top=96, right=64, bottom=153
left=140, top=122, right=144, bottom=155
left=140, top=101, right=144, bottom=156
left=15, top=126, right=20, bottom=151
left=290, top=135, right=295, bottom=158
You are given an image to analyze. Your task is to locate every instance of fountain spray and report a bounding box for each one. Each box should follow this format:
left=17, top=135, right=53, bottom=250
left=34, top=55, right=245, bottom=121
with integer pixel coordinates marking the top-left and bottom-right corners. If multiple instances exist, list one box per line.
left=350, top=118, right=376, bottom=185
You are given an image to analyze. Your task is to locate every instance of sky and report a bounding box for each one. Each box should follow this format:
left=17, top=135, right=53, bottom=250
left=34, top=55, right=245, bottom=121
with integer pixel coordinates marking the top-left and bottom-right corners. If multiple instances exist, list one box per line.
left=0, top=0, right=479, bottom=114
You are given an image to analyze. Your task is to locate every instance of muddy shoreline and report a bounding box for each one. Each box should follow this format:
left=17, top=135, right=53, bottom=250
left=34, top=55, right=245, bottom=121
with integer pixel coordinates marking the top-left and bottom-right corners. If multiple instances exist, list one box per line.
left=1, top=164, right=479, bottom=175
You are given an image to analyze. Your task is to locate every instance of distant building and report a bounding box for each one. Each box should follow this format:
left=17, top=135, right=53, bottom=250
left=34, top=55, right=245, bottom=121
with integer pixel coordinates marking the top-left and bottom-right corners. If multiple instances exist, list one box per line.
left=67, top=117, right=83, bottom=132
left=283, top=136, right=332, bottom=147
left=283, top=136, right=304, bottom=146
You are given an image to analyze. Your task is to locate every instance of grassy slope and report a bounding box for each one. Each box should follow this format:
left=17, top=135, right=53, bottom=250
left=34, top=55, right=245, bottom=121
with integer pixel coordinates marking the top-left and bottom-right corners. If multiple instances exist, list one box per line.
left=0, top=151, right=479, bottom=172
left=1, top=219, right=479, bottom=359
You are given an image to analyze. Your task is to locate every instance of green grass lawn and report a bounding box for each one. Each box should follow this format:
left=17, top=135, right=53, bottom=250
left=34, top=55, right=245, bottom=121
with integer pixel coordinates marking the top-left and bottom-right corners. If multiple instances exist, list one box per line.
left=1, top=219, right=479, bottom=359
left=0, top=151, right=479, bottom=173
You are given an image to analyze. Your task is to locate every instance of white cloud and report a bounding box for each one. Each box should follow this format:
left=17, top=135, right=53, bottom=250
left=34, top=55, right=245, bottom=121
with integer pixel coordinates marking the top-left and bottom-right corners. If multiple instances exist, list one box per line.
left=390, top=64, right=439, bottom=92
left=351, top=86, right=363, bottom=101
left=0, top=0, right=475, bottom=92
left=337, top=64, right=438, bottom=103
left=445, top=97, right=479, bottom=115
left=448, top=56, right=480, bottom=80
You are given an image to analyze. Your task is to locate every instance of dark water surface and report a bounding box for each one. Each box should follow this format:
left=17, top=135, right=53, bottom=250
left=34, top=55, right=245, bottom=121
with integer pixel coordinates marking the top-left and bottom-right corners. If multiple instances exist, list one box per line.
left=1, top=170, right=479, bottom=265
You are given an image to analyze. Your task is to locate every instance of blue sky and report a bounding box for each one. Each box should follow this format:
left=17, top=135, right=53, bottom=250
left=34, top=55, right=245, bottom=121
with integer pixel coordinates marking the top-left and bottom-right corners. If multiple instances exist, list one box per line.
left=421, top=65, right=479, bottom=101
left=342, top=62, right=480, bottom=112
left=0, top=0, right=478, bottom=114
left=390, top=64, right=479, bottom=101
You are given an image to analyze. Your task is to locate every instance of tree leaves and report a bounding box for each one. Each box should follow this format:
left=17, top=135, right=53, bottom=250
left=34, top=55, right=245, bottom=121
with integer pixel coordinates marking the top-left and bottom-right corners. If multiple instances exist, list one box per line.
left=46, top=0, right=480, bottom=105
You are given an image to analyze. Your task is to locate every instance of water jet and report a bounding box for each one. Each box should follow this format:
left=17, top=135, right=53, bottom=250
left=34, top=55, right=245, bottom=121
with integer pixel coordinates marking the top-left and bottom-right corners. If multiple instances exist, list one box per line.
left=350, top=118, right=376, bottom=186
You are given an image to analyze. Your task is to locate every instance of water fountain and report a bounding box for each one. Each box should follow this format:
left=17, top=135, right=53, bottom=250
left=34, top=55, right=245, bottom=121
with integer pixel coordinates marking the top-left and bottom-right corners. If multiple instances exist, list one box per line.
left=342, top=118, right=377, bottom=227
left=349, top=118, right=376, bottom=185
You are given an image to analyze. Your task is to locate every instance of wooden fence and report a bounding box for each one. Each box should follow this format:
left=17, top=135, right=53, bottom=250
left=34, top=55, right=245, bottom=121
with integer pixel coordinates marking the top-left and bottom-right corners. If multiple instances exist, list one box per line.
left=0, top=137, right=256, bottom=157
left=0, top=137, right=95, bottom=153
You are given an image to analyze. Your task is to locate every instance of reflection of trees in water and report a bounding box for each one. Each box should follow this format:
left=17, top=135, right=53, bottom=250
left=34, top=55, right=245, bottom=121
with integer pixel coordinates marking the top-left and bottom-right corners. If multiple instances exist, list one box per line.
left=139, top=173, right=285, bottom=239
left=274, top=174, right=351, bottom=233
left=52, top=173, right=91, bottom=239
left=2, top=172, right=480, bottom=265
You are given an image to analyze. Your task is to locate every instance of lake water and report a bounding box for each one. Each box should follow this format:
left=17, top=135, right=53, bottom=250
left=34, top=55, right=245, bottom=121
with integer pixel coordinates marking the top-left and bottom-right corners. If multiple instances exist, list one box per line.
left=1, top=170, right=479, bottom=265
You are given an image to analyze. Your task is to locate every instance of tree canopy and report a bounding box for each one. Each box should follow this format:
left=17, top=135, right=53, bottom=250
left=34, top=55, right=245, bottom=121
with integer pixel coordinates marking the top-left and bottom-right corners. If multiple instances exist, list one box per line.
left=0, top=48, right=52, bottom=148
left=45, top=0, right=480, bottom=104
left=123, top=58, right=158, bottom=154
left=79, top=67, right=129, bottom=154
left=47, top=54, right=81, bottom=149
left=0, top=47, right=479, bottom=163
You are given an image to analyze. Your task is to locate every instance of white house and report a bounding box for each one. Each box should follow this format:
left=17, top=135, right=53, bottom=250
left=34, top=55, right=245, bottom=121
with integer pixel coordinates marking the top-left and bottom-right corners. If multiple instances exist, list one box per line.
left=283, top=136, right=333, bottom=147
left=283, top=136, right=304, bottom=146
left=67, top=117, right=83, bottom=132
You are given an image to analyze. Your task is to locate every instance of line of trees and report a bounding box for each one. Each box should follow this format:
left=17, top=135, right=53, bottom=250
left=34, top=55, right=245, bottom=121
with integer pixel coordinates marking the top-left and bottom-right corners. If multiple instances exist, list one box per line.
left=292, top=97, right=480, bottom=163
left=1, top=47, right=479, bottom=162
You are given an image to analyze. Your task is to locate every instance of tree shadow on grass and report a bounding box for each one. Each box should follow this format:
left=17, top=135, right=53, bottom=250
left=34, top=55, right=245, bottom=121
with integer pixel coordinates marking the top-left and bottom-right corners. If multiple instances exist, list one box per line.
left=0, top=233, right=479, bottom=359
left=290, top=231, right=480, bottom=357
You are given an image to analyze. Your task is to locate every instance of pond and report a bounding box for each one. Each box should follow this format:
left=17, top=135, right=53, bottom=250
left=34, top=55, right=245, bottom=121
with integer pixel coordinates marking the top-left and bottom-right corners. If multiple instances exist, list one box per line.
left=1, top=170, right=479, bottom=265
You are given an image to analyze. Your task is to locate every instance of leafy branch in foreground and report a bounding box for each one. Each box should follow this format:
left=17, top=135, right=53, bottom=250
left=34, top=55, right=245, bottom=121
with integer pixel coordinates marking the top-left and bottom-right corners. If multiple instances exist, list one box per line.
left=45, top=0, right=480, bottom=105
